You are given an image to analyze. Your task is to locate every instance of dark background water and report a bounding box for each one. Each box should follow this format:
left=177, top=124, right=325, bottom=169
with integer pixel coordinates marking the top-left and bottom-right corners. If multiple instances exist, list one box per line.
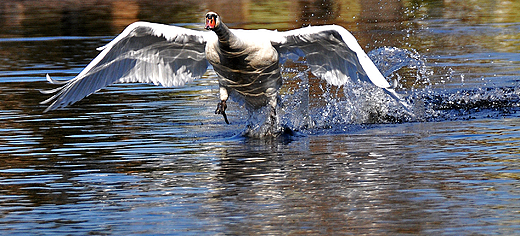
left=1, top=0, right=520, bottom=235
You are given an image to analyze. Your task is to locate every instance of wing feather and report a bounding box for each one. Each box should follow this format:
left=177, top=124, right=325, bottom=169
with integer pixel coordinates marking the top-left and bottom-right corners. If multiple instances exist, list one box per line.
left=271, top=25, right=411, bottom=112
left=41, top=21, right=214, bottom=112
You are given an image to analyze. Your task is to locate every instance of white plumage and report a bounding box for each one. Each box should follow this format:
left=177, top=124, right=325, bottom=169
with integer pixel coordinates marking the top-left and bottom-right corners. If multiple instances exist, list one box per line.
left=42, top=12, right=410, bottom=125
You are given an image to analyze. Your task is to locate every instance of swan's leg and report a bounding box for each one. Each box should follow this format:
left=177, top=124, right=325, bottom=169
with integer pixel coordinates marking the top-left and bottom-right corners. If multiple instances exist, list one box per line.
left=215, top=86, right=230, bottom=124
left=265, top=93, right=281, bottom=137
left=268, top=95, right=278, bottom=126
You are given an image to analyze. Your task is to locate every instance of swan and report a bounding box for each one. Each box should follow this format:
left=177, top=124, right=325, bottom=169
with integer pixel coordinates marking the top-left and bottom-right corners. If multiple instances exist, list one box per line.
left=42, top=11, right=410, bottom=133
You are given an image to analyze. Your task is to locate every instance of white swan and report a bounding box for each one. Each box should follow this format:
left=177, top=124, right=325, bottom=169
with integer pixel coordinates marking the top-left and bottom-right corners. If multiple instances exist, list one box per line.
left=42, top=11, right=410, bottom=127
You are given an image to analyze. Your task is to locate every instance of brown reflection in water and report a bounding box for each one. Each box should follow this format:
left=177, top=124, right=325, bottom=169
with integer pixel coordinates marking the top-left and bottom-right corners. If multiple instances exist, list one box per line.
left=359, top=0, right=404, bottom=35
left=0, top=0, right=201, bottom=37
left=112, top=0, right=140, bottom=30
left=0, top=0, right=409, bottom=36
left=2, top=0, right=520, bottom=38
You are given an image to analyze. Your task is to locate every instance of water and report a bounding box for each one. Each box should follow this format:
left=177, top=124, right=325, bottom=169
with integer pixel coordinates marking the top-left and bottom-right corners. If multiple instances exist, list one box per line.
left=1, top=0, right=520, bottom=234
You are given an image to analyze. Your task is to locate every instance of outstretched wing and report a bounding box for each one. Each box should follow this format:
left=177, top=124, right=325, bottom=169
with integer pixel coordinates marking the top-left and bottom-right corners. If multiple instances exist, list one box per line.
left=41, top=21, right=215, bottom=112
left=270, top=25, right=411, bottom=111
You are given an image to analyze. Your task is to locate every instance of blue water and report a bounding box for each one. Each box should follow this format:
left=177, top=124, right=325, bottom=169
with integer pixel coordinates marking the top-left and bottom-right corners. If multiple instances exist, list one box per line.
left=1, top=1, right=520, bottom=235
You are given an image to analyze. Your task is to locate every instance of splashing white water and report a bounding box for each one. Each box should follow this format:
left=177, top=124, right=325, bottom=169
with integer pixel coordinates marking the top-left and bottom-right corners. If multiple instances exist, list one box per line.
left=275, top=46, right=426, bottom=134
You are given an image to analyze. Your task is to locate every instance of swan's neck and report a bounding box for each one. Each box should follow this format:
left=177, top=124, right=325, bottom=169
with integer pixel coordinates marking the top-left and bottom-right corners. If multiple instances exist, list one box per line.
left=214, top=23, right=239, bottom=49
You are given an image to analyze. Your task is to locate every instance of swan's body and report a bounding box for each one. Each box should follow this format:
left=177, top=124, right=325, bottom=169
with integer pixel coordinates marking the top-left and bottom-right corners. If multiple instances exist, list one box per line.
left=205, top=27, right=282, bottom=112
left=42, top=12, right=410, bottom=135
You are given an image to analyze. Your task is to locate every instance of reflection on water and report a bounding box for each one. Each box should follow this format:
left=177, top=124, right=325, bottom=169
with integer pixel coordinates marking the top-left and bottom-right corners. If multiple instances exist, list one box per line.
left=0, top=0, right=399, bottom=36
left=1, top=0, right=520, bottom=235
left=2, top=115, right=520, bottom=234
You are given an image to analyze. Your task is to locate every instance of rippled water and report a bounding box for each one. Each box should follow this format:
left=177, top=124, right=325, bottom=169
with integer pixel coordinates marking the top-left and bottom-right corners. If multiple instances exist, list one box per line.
left=1, top=0, right=520, bottom=234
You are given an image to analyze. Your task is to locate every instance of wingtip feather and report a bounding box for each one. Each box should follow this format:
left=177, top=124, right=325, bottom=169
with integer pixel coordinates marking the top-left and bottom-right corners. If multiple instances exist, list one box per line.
left=45, top=74, right=68, bottom=85
left=383, top=87, right=414, bottom=116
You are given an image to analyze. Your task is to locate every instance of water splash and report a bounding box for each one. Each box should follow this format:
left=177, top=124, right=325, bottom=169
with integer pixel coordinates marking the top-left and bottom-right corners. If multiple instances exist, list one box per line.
left=370, top=47, right=520, bottom=122
left=277, top=46, right=426, bottom=134
left=276, top=46, right=520, bottom=135
left=368, top=47, right=426, bottom=78
left=242, top=105, right=283, bottom=138
left=226, top=47, right=432, bottom=137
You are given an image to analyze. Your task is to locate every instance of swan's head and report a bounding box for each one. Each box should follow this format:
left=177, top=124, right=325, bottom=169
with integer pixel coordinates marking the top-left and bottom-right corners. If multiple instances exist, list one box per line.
left=205, top=12, right=221, bottom=30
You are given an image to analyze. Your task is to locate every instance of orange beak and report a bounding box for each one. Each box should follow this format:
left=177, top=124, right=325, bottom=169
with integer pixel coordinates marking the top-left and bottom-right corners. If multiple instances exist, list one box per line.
left=205, top=18, right=216, bottom=30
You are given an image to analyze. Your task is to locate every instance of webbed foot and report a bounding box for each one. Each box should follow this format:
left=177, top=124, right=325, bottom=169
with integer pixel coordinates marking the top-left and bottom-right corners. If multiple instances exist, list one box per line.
left=215, top=100, right=229, bottom=124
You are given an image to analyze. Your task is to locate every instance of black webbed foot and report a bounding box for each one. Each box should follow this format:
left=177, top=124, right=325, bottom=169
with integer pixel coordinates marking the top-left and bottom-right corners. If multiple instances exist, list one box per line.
left=215, top=100, right=229, bottom=124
